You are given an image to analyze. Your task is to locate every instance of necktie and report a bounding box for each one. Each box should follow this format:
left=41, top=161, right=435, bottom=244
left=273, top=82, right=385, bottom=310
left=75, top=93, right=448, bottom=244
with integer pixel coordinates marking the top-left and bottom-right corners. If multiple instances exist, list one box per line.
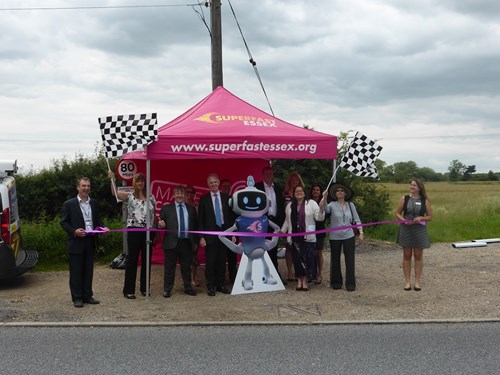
left=214, top=194, right=222, bottom=227
left=178, top=204, right=186, bottom=238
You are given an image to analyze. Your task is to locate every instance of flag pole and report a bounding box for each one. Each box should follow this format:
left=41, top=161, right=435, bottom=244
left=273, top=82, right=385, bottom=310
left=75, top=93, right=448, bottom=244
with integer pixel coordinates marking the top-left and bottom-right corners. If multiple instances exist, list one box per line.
left=145, top=154, right=151, bottom=300
left=325, top=165, right=340, bottom=192
left=105, top=157, right=120, bottom=203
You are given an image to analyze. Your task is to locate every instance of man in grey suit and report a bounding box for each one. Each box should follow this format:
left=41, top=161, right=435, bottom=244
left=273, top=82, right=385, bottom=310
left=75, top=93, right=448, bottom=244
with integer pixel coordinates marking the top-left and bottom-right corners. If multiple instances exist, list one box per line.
left=158, top=185, right=198, bottom=298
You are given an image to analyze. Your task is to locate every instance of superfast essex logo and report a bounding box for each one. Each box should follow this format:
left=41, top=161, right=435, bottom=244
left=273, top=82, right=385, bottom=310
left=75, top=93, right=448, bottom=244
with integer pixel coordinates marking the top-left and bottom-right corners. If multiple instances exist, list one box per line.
left=195, top=112, right=276, bottom=127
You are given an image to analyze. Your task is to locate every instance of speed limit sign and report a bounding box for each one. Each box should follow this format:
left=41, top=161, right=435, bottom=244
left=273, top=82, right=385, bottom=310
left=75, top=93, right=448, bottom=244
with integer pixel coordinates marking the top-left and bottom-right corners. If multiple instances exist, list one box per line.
left=116, top=160, right=137, bottom=182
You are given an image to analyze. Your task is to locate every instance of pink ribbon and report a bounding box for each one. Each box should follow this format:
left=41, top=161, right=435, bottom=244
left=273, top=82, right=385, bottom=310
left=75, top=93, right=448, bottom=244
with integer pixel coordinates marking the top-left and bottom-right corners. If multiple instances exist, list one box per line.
left=86, top=219, right=414, bottom=237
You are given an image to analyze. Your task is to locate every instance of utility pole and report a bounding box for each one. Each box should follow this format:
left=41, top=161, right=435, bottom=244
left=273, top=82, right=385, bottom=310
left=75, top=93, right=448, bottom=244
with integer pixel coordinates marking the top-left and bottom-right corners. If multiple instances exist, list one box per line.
left=211, top=0, right=223, bottom=90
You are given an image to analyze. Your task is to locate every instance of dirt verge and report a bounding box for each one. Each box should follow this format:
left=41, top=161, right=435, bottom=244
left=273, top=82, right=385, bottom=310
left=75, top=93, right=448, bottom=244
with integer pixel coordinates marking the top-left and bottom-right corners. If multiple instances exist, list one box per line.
left=1, top=240, right=499, bottom=323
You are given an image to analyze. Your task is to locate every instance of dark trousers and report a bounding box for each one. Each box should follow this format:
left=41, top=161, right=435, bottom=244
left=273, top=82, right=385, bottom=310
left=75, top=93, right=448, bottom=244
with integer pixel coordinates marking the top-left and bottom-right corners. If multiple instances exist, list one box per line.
left=163, top=239, right=193, bottom=292
left=205, top=237, right=227, bottom=289
left=68, top=238, right=95, bottom=301
left=267, top=245, right=279, bottom=273
left=290, top=240, right=316, bottom=280
left=329, top=237, right=356, bottom=288
left=266, top=215, right=280, bottom=275
left=123, top=231, right=151, bottom=295
left=226, top=248, right=237, bottom=283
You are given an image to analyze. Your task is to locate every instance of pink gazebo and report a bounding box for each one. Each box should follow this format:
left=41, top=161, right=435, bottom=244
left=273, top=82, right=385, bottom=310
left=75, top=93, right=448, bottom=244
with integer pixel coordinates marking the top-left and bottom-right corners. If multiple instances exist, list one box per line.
left=124, top=86, right=337, bottom=161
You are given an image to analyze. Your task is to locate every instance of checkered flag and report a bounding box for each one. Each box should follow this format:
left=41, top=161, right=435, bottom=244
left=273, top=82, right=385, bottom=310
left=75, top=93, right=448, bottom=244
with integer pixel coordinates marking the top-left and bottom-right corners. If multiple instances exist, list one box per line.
left=339, top=132, right=383, bottom=179
left=99, top=113, right=158, bottom=158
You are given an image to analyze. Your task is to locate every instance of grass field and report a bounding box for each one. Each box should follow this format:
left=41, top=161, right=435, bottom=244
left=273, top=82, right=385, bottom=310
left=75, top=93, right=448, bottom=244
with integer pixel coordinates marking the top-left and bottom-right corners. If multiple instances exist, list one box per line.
left=369, top=181, right=500, bottom=243
left=21, top=181, right=500, bottom=271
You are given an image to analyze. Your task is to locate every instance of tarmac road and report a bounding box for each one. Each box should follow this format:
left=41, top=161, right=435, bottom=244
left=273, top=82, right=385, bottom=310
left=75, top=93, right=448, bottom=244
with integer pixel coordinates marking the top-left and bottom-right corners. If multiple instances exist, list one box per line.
left=1, top=322, right=499, bottom=375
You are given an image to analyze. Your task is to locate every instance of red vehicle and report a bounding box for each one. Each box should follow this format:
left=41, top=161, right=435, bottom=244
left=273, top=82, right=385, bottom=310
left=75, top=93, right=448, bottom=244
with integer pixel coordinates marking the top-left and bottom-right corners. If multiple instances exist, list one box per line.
left=0, top=161, right=38, bottom=279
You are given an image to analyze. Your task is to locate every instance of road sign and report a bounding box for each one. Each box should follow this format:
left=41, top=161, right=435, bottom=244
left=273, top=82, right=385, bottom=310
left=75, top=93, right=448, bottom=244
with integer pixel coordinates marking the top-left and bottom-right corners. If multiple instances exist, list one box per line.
left=116, top=160, right=136, bottom=182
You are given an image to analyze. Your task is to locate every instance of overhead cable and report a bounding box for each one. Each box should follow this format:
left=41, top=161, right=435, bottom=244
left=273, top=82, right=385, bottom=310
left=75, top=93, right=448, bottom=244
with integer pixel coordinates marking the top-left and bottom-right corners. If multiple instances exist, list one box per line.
left=190, top=1, right=211, bottom=38
left=0, top=3, right=203, bottom=11
left=227, top=0, right=275, bottom=116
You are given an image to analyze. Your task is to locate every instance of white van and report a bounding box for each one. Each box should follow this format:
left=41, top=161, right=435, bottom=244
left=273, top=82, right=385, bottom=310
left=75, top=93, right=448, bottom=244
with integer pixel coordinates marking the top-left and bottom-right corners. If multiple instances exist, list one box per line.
left=0, top=160, right=38, bottom=279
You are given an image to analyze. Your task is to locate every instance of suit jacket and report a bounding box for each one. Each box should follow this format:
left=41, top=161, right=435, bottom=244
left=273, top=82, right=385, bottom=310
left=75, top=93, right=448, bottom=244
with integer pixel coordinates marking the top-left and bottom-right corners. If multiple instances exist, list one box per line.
left=60, top=197, right=104, bottom=255
left=159, top=202, right=198, bottom=250
left=198, top=191, right=233, bottom=245
left=255, top=181, right=285, bottom=227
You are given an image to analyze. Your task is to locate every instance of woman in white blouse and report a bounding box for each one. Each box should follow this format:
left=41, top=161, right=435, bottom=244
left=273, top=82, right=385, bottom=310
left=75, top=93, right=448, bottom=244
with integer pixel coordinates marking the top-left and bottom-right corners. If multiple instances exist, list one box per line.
left=109, top=171, right=156, bottom=299
left=281, top=185, right=324, bottom=291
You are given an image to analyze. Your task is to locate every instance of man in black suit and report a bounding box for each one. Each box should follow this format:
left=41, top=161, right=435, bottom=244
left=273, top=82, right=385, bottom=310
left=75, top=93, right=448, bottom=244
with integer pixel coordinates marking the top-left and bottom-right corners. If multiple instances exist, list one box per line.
left=219, top=178, right=237, bottom=284
left=198, top=173, right=234, bottom=296
left=255, top=166, right=285, bottom=277
left=60, top=177, right=108, bottom=308
left=158, top=185, right=198, bottom=298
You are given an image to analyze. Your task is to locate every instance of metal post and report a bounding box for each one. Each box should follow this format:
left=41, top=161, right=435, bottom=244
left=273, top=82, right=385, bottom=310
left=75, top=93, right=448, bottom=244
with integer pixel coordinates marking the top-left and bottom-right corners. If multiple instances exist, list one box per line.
left=145, top=158, right=151, bottom=299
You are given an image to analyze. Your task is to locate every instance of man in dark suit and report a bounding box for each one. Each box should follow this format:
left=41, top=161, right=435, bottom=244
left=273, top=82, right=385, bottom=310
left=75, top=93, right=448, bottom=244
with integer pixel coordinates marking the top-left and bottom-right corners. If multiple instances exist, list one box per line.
left=255, top=166, right=285, bottom=277
left=219, top=178, right=237, bottom=284
left=198, top=173, right=234, bottom=296
left=158, top=185, right=198, bottom=298
left=60, top=177, right=108, bottom=308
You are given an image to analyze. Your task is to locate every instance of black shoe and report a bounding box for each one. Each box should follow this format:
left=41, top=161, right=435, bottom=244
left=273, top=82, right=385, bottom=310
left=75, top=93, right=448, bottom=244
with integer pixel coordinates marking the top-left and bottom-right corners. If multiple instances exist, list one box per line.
left=346, top=285, right=356, bottom=292
left=73, top=299, right=83, bottom=308
left=331, top=284, right=342, bottom=290
left=140, top=291, right=150, bottom=297
left=163, top=290, right=172, bottom=298
left=414, top=286, right=422, bottom=291
left=207, top=288, right=216, bottom=296
left=216, top=286, right=230, bottom=294
left=404, top=286, right=412, bottom=291
left=83, top=297, right=100, bottom=304
left=124, top=294, right=136, bottom=299
left=184, top=288, right=197, bottom=296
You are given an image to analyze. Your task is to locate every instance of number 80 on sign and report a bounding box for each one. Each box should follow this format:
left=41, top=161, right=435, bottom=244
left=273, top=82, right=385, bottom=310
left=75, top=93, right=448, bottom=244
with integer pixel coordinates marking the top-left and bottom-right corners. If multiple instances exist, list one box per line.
left=116, top=160, right=136, bottom=182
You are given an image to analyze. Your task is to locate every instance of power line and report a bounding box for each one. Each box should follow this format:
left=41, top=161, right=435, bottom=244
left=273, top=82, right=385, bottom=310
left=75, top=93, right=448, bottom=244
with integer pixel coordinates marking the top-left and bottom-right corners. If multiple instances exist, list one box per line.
left=0, top=3, right=203, bottom=11
left=189, top=1, right=211, bottom=38
left=227, top=0, right=275, bottom=116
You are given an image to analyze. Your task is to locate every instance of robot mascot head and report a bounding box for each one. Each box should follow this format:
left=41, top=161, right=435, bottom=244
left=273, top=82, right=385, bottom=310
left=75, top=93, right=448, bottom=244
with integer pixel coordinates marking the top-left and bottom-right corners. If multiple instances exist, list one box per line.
left=229, top=176, right=269, bottom=218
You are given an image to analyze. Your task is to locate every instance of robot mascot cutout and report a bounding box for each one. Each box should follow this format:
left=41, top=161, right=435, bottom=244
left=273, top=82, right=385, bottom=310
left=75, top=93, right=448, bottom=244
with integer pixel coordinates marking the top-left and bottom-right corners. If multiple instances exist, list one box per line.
left=218, top=176, right=285, bottom=294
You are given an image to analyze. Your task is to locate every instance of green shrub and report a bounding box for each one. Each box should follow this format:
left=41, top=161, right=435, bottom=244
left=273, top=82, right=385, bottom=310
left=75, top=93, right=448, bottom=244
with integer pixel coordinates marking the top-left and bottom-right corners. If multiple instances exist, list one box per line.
left=349, top=180, right=391, bottom=234
left=22, top=218, right=124, bottom=271
left=16, top=149, right=120, bottom=222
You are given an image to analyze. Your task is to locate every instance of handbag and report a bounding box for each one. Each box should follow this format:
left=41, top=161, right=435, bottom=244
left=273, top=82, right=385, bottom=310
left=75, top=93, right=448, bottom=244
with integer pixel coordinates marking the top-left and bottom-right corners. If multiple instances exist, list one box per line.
left=110, top=253, right=127, bottom=269
left=348, top=202, right=360, bottom=236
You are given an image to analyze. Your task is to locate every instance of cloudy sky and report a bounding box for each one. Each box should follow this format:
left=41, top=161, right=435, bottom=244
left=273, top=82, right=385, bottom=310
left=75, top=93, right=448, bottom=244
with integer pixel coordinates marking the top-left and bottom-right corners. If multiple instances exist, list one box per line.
left=2, top=0, right=500, bottom=174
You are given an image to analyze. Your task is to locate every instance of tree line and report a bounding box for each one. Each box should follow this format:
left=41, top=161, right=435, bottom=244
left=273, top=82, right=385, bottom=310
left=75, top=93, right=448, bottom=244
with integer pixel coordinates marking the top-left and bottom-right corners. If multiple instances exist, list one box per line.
left=374, top=159, right=498, bottom=183
left=14, top=132, right=496, bottom=226
left=15, top=133, right=390, bottom=227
